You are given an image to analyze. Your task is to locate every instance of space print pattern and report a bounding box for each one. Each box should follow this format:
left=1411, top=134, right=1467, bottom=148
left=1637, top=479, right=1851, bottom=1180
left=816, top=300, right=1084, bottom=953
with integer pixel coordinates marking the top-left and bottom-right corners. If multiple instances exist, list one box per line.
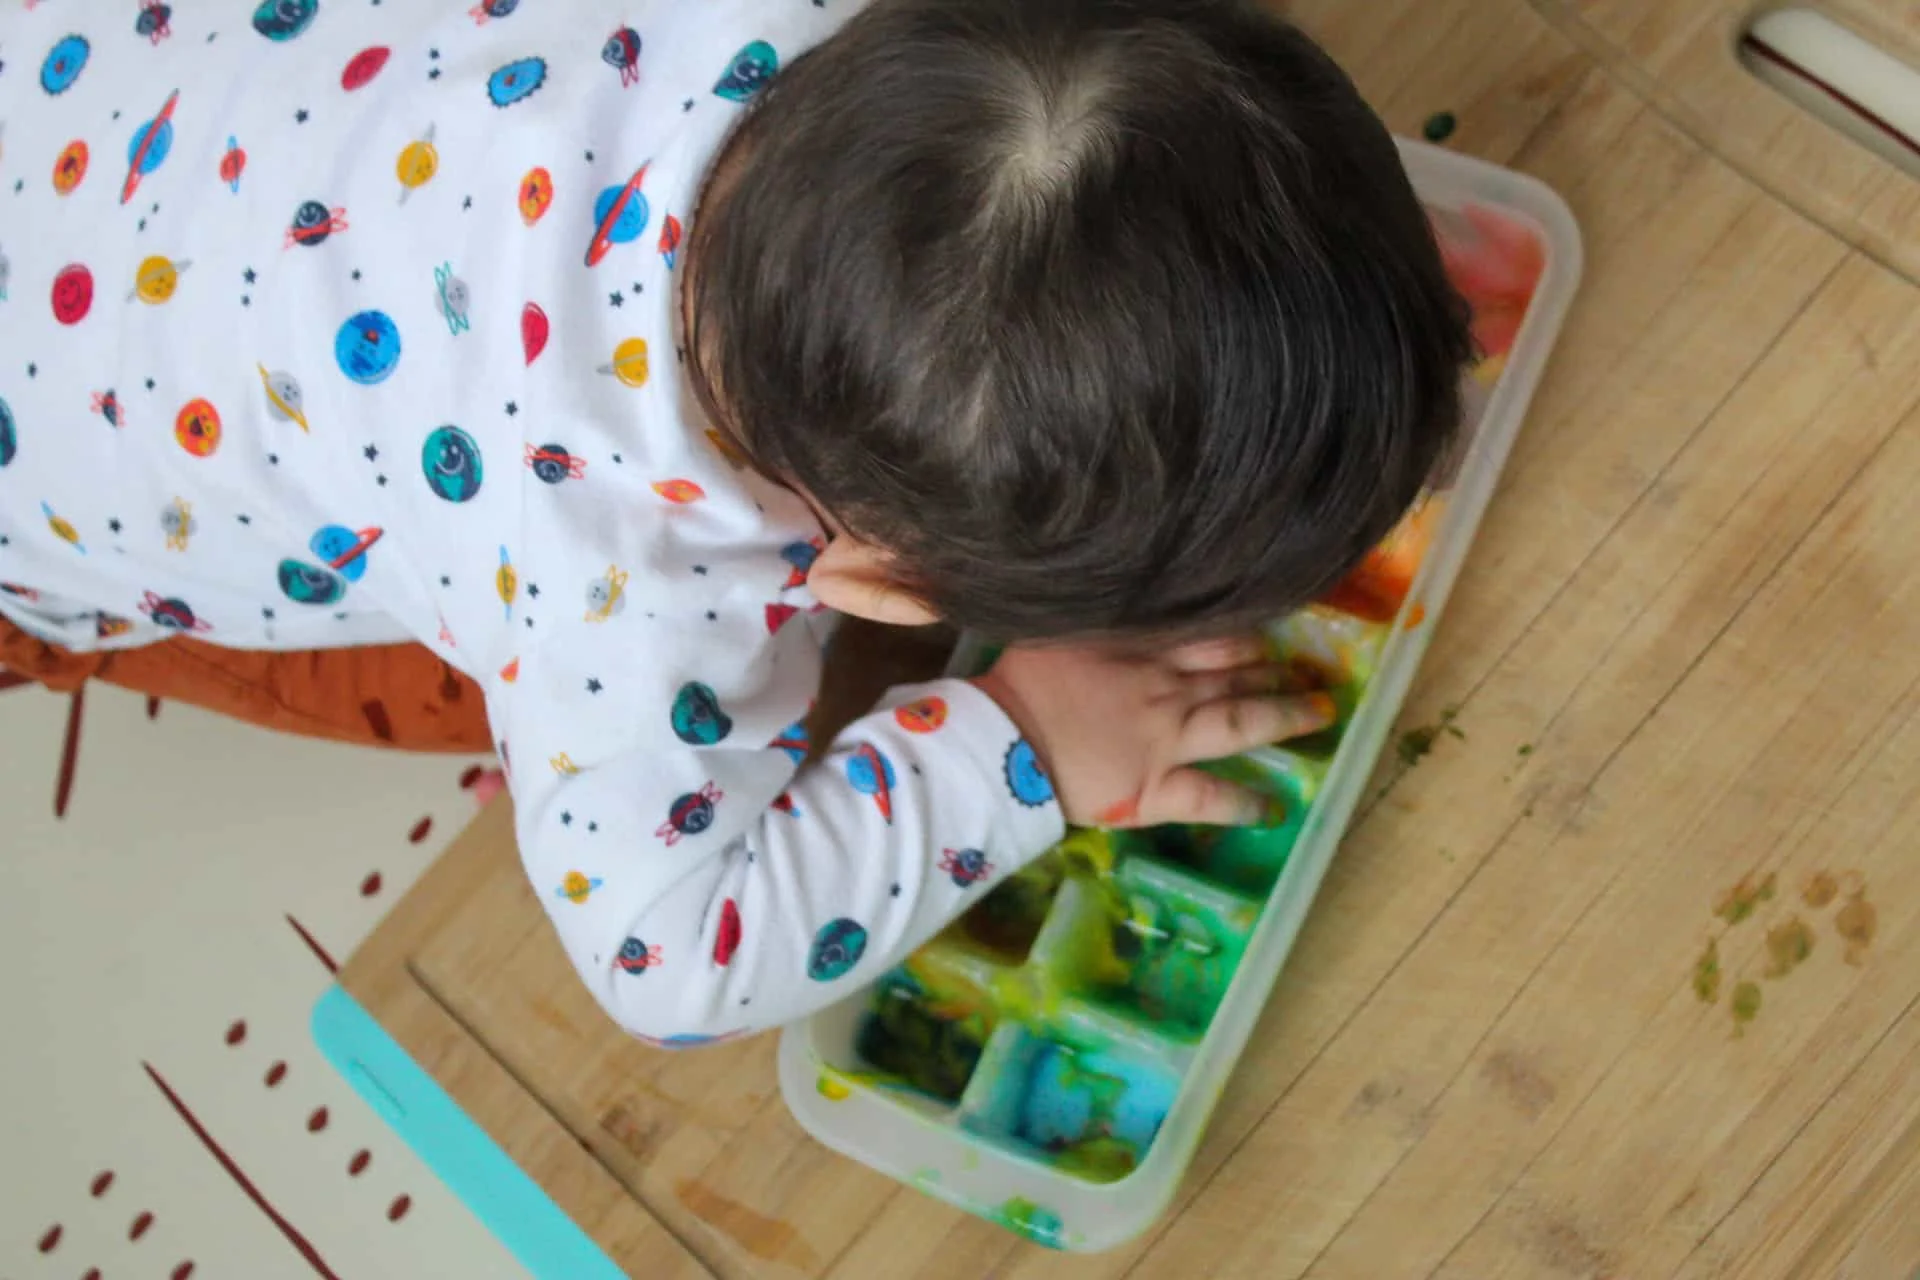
left=0, top=0, right=1063, bottom=1038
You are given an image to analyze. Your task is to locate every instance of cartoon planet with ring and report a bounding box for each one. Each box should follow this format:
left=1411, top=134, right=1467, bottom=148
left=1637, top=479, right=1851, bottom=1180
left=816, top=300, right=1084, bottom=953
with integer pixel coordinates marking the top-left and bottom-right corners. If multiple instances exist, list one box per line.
left=285, top=200, right=347, bottom=248
left=584, top=167, right=648, bottom=267
left=421, top=425, right=484, bottom=502
left=434, top=263, right=471, bottom=334
left=779, top=538, right=821, bottom=588
left=1005, top=738, right=1054, bottom=807
left=252, top=0, right=320, bottom=42
left=472, top=0, right=520, bottom=22
left=596, top=337, right=648, bottom=388
left=341, top=45, right=389, bottom=91
left=40, top=34, right=91, bottom=95
left=256, top=365, right=309, bottom=431
left=524, top=442, right=585, bottom=484
left=518, top=167, right=553, bottom=226
left=586, top=568, right=627, bottom=619
left=277, top=559, right=345, bottom=605
left=161, top=499, right=196, bottom=549
left=41, top=503, right=85, bottom=553
left=714, top=40, right=777, bottom=102
left=129, top=255, right=191, bottom=305
left=651, top=478, right=704, bottom=505
left=395, top=125, right=438, bottom=202
left=310, top=524, right=382, bottom=580
left=670, top=682, right=733, bottom=746
left=334, top=310, right=401, bottom=384
left=0, top=398, right=15, bottom=468
left=807, top=917, right=868, bottom=982
left=520, top=303, right=549, bottom=365
left=615, top=937, right=662, bottom=974
left=174, top=398, right=221, bottom=457
left=659, top=213, right=683, bottom=268
left=555, top=871, right=602, bottom=905
left=136, top=2, right=174, bottom=45
left=218, top=136, right=246, bottom=192
left=53, top=140, right=89, bottom=195
left=122, top=89, right=179, bottom=205
left=496, top=546, right=518, bottom=618
left=894, top=695, right=948, bottom=734
left=52, top=264, right=94, bottom=325
left=487, top=56, right=547, bottom=108
left=846, top=743, right=897, bottom=823
left=141, top=591, right=211, bottom=632
left=603, top=26, right=642, bottom=86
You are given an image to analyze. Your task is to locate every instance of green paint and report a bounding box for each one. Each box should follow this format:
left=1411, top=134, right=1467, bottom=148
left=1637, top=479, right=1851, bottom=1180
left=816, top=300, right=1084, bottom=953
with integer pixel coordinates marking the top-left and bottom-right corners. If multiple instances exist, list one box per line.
left=992, top=1197, right=1065, bottom=1249
left=1714, top=872, right=1777, bottom=926
left=855, top=980, right=991, bottom=1103
left=1397, top=707, right=1464, bottom=767
left=1730, top=980, right=1762, bottom=1035
left=960, top=858, right=1063, bottom=962
left=1692, top=937, right=1721, bottom=1004
left=1049, top=1136, right=1139, bottom=1183
left=1517, top=743, right=1534, bottom=758
left=1422, top=110, right=1457, bottom=143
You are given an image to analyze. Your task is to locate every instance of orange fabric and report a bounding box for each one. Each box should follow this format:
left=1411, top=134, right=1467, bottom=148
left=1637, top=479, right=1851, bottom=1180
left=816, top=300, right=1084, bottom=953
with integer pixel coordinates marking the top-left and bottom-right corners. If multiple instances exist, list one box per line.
left=0, top=617, right=492, bottom=752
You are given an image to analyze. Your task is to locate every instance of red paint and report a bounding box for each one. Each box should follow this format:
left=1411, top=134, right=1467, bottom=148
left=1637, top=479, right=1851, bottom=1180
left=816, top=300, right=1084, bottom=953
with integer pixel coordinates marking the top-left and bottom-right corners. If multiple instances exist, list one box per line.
left=142, top=1062, right=342, bottom=1278
left=360, top=871, right=383, bottom=897
left=286, top=915, right=339, bottom=974
left=713, top=898, right=742, bottom=967
left=131, top=1210, right=155, bottom=1240
left=387, top=1194, right=412, bottom=1223
left=459, top=764, right=484, bottom=789
left=37, top=1223, right=61, bottom=1252
left=408, top=816, right=432, bottom=844
left=91, top=1170, right=115, bottom=1197
left=265, top=1061, right=287, bottom=1088
left=348, top=1150, right=371, bottom=1177
left=1095, top=795, right=1141, bottom=826
left=341, top=46, right=391, bottom=91
left=225, top=1019, right=247, bottom=1047
left=307, top=1107, right=329, bottom=1134
left=173, top=1263, right=197, bottom=1280
left=55, top=686, right=84, bottom=817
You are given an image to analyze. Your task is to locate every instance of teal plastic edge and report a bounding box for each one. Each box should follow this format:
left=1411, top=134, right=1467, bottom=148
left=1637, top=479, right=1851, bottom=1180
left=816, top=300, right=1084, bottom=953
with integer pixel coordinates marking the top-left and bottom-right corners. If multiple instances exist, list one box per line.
left=311, top=984, right=627, bottom=1280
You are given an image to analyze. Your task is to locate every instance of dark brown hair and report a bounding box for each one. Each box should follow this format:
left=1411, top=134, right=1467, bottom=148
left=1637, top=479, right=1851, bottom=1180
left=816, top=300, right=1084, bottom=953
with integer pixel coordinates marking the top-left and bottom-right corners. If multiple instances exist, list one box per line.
left=686, top=0, right=1471, bottom=642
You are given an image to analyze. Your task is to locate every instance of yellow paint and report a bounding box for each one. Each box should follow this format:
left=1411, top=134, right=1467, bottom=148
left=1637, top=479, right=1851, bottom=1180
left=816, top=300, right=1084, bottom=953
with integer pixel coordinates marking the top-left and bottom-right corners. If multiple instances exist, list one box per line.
left=816, top=1073, right=851, bottom=1101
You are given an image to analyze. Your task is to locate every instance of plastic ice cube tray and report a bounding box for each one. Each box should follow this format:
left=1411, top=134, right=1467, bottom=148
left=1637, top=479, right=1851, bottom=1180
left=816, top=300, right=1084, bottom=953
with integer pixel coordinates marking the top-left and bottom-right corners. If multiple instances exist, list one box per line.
left=778, top=139, right=1583, bottom=1253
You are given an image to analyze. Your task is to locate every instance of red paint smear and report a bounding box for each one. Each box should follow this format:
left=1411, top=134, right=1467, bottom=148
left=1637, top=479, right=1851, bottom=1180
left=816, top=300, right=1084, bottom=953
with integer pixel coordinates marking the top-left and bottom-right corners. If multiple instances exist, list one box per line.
left=225, top=1019, right=247, bottom=1047
left=408, top=816, right=432, bottom=844
left=459, top=764, right=484, bottom=789
left=285, top=915, right=339, bottom=974
left=307, top=1107, right=329, bottom=1134
left=173, top=1263, right=197, bottom=1280
left=265, top=1061, right=287, bottom=1088
left=55, top=685, right=84, bottom=817
left=91, top=1170, right=115, bottom=1197
left=142, top=1062, right=343, bottom=1279
left=387, top=1194, right=412, bottom=1223
left=1094, top=795, right=1141, bottom=827
left=37, top=1223, right=61, bottom=1252
left=348, top=1150, right=371, bottom=1177
left=131, top=1210, right=155, bottom=1240
left=147, top=694, right=162, bottom=719
left=360, top=871, right=383, bottom=897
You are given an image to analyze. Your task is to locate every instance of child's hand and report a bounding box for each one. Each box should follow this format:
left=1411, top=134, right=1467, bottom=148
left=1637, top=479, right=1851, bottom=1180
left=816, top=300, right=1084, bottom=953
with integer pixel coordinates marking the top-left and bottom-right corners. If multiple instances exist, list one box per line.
left=972, top=636, right=1336, bottom=829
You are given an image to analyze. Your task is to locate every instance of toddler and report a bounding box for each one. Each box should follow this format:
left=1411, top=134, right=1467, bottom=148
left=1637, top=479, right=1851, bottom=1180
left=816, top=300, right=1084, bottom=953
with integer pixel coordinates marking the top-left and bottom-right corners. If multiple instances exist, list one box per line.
left=0, top=0, right=1469, bottom=1043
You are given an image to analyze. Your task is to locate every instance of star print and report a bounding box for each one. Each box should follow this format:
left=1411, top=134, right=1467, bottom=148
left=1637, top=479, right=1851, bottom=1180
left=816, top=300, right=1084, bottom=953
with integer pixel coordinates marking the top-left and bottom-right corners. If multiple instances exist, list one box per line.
left=428, top=68, right=441, bottom=80
left=25, top=364, right=36, bottom=378
left=584, top=149, right=595, bottom=162
left=504, top=401, right=518, bottom=416
left=112, top=110, right=122, bottom=121
left=632, top=281, right=644, bottom=294
left=586, top=677, right=603, bottom=694
left=145, top=379, right=156, bottom=391
left=692, top=565, right=708, bottom=575
left=611, top=453, right=622, bottom=464
left=12, top=179, right=22, bottom=194
left=351, top=270, right=362, bottom=282
left=706, top=611, right=718, bottom=621
left=363, top=444, right=379, bottom=461
left=682, top=98, right=694, bottom=111
left=525, top=617, right=534, bottom=628
left=890, top=883, right=902, bottom=897
left=526, top=583, right=540, bottom=599
left=588, top=822, right=599, bottom=833
left=429, top=48, right=440, bottom=59
left=462, top=195, right=473, bottom=210
left=608, top=291, right=624, bottom=308
left=107, top=518, right=123, bottom=534
left=237, top=514, right=251, bottom=525
left=137, top=218, right=147, bottom=231
left=439, top=575, right=451, bottom=587
left=241, top=296, right=251, bottom=307
left=243, top=268, right=256, bottom=284
left=376, top=474, right=388, bottom=486
left=267, top=453, right=279, bottom=465
left=261, top=607, right=275, bottom=619
left=560, top=811, right=572, bottom=826
left=334, top=611, right=349, bottom=620
left=0, top=536, right=8, bottom=547
left=295, top=108, right=309, bottom=124
left=152, top=203, right=161, bottom=214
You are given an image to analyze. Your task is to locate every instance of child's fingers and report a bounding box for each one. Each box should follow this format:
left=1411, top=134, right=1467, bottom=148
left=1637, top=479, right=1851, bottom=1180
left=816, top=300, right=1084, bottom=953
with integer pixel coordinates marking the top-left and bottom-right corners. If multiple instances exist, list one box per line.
left=1175, top=691, right=1336, bottom=764
left=1137, top=768, right=1266, bottom=827
left=1164, top=634, right=1268, bottom=673
left=1181, top=663, right=1293, bottom=703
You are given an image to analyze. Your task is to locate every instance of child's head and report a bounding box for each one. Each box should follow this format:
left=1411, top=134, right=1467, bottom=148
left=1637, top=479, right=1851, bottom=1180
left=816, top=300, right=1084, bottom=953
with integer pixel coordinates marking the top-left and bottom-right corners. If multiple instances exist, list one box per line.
left=686, top=0, right=1472, bottom=642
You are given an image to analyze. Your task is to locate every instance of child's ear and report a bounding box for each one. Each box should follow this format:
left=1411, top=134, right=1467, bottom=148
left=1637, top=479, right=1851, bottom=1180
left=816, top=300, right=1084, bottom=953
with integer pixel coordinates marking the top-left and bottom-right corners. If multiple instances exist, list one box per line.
left=807, top=537, right=941, bottom=627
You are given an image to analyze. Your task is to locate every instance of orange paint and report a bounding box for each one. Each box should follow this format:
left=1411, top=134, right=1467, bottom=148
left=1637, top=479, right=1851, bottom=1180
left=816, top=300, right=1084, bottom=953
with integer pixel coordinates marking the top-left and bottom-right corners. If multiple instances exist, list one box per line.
left=1321, top=500, right=1439, bottom=622
left=1094, top=795, right=1141, bottom=827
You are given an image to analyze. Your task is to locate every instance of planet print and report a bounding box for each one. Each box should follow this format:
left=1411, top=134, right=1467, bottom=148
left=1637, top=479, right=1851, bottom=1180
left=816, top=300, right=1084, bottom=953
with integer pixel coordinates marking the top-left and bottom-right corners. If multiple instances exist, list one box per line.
left=334, top=310, right=401, bottom=384
left=0, top=398, right=15, bottom=468
left=807, top=918, right=868, bottom=982
left=615, top=938, right=662, bottom=974
left=309, top=525, right=382, bottom=580
left=518, top=167, right=553, bottom=226
left=584, top=168, right=648, bottom=267
left=651, top=478, right=703, bottom=504
left=395, top=126, right=438, bottom=202
left=277, top=559, right=345, bottom=605
left=122, top=90, right=179, bottom=205
left=1005, top=738, right=1054, bottom=807
left=845, top=743, right=897, bottom=823
left=219, top=137, right=247, bottom=192
left=174, top=398, right=222, bottom=457
left=554, top=871, right=602, bottom=905
left=669, top=682, right=733, bottom=746
left=40, top=34, right=91, bottom=95
left=894, top=696, right=948, bottom=734
left=341, top=46, right=389, bottom=91
left=487, top=56, right=547, bottom=108
left=421, top=425, right=484, bottom=502
left=285, top=200, right=348, bottom=248
left=256, top=365, right=308, bottom=430
left=52, top=264, right=94, bottom=324
left=520, top=303, right=550, bottom=365
left=130, top=255, right=191, bottom=304
left=53, top=140, right=89, bottom=195
left=714, top=40, right=777, bottom=102
left=602, top=26, right=641, bottom=86
left=596, top=338, right=648, bottom=387
left=253, top=0, right=320, bottom=42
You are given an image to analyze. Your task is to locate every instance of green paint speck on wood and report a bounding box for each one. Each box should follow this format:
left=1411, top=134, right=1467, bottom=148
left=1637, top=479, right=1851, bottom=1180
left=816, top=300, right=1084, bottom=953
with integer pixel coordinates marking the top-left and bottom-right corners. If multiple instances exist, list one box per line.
left=1423, top=110, right=1457, bottom=142
left=1692, top=937, right=1721, bottom=1004
left=1730, top=980, right=1762, bottom=1035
